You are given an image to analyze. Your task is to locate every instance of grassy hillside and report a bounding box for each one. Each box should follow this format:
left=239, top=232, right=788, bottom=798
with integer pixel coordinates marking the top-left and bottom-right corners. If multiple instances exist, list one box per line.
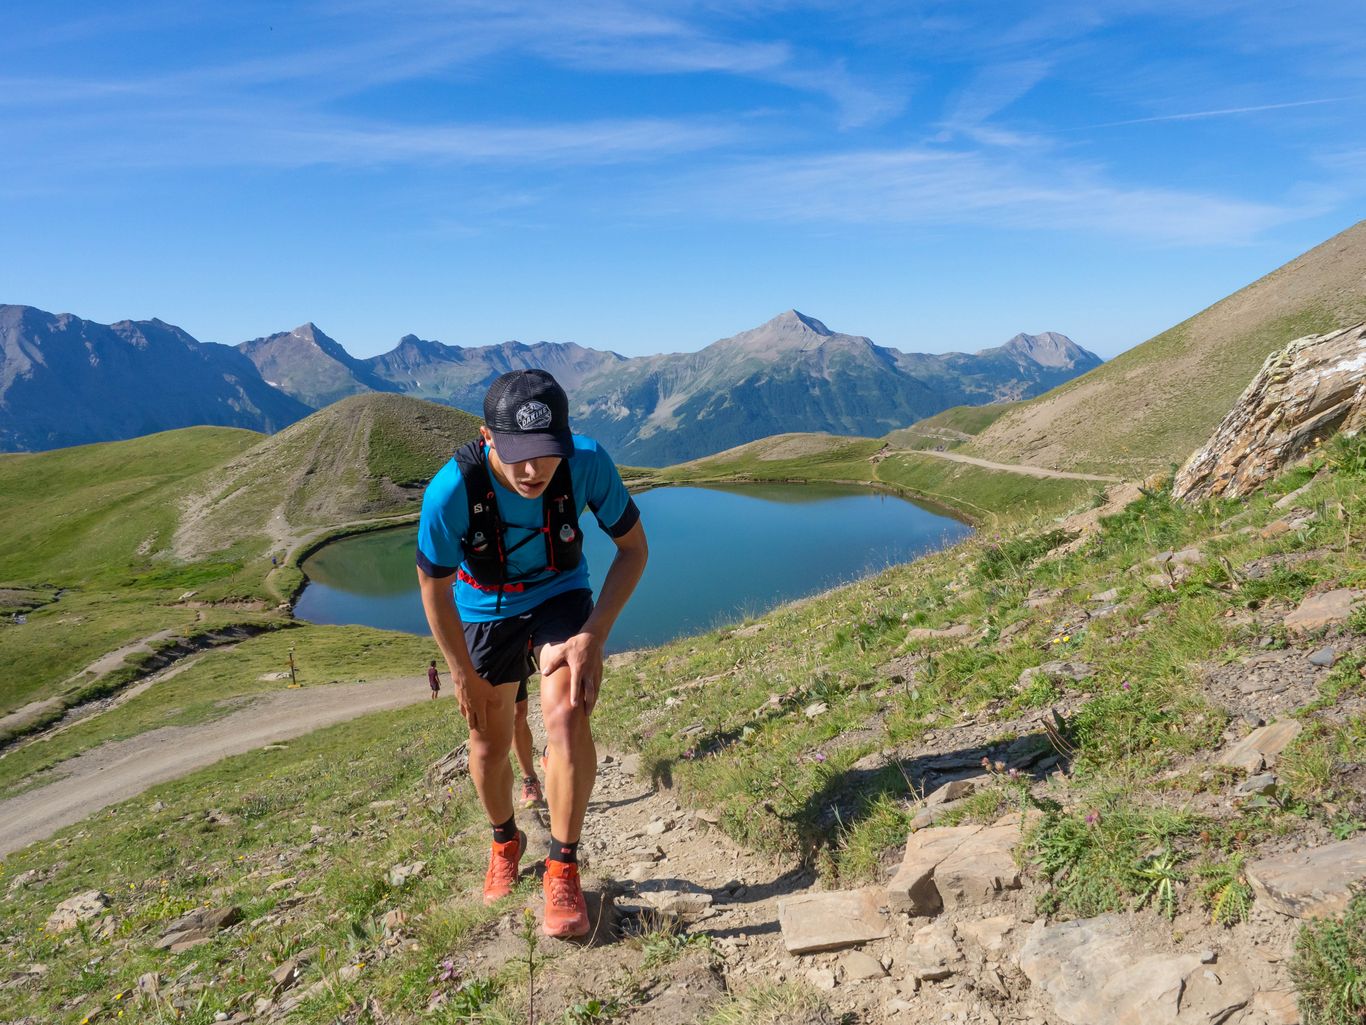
left=651, top=431, right=1095, bottom=522
left=969, top=219, right=1366, bottom=475
left=884, top=401, right=1026, bottom=450
left=0, top=396, right=481, bottom=723
left=174, top=394, right=481, bottom=565
left=3, top=435, right=1363, bottom=1025
left=0, top=428, right=271, bottom=717
left=0, top=427, right=260, bottom=587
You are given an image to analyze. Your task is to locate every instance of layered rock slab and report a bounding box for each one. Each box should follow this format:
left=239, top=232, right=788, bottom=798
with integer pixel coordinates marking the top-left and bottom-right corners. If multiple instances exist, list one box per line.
left=1246, top=835, right=1366, bottom=919
left=886, top=815, right=1024, bottom=916
left=1018, top=914, right=1254, bottom=1025
left=1174, top=321, right=1366, bottom=501
left=778, top=889, right=890, bottom=954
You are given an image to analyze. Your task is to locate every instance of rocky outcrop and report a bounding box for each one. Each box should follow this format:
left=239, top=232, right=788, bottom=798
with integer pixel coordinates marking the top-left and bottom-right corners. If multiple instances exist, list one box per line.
left=777, top=889, right=891, bottom=954
left=1174, top=322, right=1366, bottom=501
left=885, top=815, right=1025, bottom=916
left=1245, top=835, right=1366, bottom=919
left=1018, top=914, right=1255, bottom=1025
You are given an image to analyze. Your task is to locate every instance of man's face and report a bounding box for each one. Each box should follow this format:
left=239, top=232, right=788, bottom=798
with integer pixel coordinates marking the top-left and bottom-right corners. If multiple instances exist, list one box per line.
left=483, top=428, right=562, bottom=498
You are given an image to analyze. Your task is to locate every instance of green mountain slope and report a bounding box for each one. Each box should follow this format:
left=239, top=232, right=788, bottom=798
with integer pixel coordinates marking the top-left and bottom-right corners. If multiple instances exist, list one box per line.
left=652, top=430, right=1095, bottom=522
left=0, top=427, right=266, bottom=716
left=967, top=219, right=1366, bottom=475
left=173, top=394, right=481, bottom=565
left=0, top=396, right=479, bottom=721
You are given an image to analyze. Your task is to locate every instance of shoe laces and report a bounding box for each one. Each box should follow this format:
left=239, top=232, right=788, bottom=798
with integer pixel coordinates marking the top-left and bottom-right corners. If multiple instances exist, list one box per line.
left=487, top=842, right=519, bottom=887
left=547, top=869, right=581, bottom=910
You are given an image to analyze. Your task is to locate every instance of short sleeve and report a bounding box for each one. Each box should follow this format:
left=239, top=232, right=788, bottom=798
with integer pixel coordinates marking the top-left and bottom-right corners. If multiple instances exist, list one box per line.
left=583, top=443, right=639, bottom=538
left=416, top=460, right=467, bottom=577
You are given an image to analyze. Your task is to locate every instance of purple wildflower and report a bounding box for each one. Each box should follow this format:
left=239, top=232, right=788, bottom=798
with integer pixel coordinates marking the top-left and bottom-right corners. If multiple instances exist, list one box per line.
left=1084, top=809, right=1101, bottom=827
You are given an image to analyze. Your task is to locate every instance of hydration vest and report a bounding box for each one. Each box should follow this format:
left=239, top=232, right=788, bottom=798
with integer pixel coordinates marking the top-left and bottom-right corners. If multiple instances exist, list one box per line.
left=452, top=440, right=582, bottom=611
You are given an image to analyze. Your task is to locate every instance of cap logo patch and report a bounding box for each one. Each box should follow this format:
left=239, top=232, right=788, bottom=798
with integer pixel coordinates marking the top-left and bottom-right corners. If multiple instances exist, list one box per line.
left=515, top=400, right=553, bottom=430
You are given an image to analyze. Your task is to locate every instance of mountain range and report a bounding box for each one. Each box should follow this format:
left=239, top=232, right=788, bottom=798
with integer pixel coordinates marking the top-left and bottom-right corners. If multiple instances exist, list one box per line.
left=0, top=305, right=1099, bottom=463
left=0, top=305, right=310, bottom=452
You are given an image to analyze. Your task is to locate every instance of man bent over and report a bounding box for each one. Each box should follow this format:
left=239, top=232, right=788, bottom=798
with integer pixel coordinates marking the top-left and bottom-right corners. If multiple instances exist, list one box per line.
left=416, top=369, right=647, bottom=937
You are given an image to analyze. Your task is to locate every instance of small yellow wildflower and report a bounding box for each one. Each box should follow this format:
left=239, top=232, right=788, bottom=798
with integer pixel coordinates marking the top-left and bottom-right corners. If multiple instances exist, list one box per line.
left=115, top=991, right=124, bottom=1000
left=1061, top=634, right=1071, bottom=642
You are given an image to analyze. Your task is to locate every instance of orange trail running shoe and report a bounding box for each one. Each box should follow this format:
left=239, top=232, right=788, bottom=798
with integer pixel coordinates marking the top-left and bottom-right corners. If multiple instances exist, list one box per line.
left=542, top=858, right=590, bottom=938
left=519, top=777, right=545, bottom=808
left=482, top=829, right=526, bottom=905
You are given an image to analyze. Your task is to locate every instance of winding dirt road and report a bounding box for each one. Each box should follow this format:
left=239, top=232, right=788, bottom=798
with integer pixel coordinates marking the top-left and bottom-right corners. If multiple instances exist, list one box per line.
left=0, top=677, right=431, bottom=857
left=913, top=449, right=1122, bottom=482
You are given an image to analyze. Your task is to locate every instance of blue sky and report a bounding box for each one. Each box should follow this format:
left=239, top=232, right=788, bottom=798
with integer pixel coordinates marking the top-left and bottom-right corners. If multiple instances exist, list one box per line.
left=3, top=1, right=1364, bottom=359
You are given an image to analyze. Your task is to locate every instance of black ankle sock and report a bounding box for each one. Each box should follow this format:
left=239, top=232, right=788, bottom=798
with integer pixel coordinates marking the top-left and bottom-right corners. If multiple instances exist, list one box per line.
left=492, top=816, right=518, bottom=844
left=548, top=836, right=578, bottom=864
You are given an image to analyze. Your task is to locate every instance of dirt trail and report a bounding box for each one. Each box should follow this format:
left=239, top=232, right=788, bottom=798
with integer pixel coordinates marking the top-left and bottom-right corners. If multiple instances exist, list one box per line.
left=0, top=629, right=186, bottom=741
left=911, top=448, right=1122, bottom=482
left=0, top=677, right=431, bottom=857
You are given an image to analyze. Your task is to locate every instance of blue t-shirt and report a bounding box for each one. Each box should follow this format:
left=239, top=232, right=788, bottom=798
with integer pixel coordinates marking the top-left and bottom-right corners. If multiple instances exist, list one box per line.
left=416, top=436, right=639, bottom=621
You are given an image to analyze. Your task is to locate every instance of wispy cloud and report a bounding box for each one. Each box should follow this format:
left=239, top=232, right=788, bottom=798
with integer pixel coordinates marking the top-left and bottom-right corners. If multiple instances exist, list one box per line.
left=664, top=146, right=1308, bottom=245
left=1075, top=97, right=1346, bottom=130
left=938, top=60, right=1052, bottom=143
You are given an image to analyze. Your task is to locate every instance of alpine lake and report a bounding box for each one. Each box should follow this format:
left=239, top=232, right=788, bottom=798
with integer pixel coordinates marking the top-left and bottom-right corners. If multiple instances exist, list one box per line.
left=294, top=483, right=973, bottom=652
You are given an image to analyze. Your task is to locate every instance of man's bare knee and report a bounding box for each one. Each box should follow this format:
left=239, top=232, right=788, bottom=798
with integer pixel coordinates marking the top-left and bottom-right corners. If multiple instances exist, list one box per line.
left=542, top=695, right=584, bottom=751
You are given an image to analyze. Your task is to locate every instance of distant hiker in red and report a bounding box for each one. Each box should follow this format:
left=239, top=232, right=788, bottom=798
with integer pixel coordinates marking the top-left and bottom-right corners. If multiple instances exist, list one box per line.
left=417, top=369, right=647, bottom=938
left=427, top=660, right=441, bottom=699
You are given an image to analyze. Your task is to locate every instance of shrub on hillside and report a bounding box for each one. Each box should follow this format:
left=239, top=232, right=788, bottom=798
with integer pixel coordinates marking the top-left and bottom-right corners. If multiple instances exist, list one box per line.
left=1291, top=891, right=1366, bottom=1025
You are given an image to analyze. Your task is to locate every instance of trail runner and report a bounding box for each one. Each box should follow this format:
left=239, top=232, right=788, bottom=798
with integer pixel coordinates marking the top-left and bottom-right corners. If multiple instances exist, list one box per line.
left=417, top=369, right=648, bottom=937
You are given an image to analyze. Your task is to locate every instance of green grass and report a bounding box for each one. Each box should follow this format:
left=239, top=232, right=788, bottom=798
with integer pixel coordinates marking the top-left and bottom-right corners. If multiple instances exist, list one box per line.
left=0, top=625, right=438, bottom=796
left=1292, top=892, right=1366, bottom=1025
left=593, top=434, right=1366, bottom=889
left=651, top=432, right=1097, bottom=523
left=0, top=398, right=484, bottom=724
left=887, top=400, right=1026, bottom=444
left=0, top=426, right=261, bottom=587
left=0, top=703, right=495, bottom=1025
left=701, top=981, right=835, bottom=1025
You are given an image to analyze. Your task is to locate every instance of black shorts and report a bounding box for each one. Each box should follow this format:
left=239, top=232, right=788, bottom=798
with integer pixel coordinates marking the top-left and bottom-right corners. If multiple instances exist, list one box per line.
left=462, top=588, right=594, bottom=699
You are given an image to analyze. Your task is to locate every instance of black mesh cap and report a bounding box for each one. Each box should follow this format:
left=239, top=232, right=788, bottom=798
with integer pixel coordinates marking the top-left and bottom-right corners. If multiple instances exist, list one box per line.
left=483, top=369, right=573, bottom=463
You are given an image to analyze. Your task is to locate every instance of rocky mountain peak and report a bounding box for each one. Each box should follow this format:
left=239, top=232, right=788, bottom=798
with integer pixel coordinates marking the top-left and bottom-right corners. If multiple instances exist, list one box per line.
left=722, top=309, right=849, bottom=357
left=995, top=332, right=1092, bottom=369
left=769, top=309, right=834, bottom=336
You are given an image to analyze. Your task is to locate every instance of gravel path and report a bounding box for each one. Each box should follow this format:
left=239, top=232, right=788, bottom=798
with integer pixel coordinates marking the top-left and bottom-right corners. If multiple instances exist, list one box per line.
left=914, top=449, right=1122, bottom=482
left=0, top=677, right=430, bottom=856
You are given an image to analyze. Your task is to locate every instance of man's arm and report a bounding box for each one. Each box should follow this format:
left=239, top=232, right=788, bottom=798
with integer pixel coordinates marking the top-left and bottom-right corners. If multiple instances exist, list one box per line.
left=541, top=520, right=647, bottom=713
left=417, top=568, right=495, bottom=730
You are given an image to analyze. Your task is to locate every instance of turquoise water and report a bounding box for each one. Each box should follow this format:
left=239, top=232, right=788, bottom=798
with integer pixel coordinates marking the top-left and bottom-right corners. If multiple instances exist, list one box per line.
left=294, top=484, right=971, bottom=651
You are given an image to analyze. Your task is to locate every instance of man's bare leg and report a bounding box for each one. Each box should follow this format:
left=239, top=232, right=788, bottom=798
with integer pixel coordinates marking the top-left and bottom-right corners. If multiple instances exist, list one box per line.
left=538, top=664, right=595, bottom=844
left=513, top=698, right=539, bottom=781
left=468, top=683, right=520, bottom=828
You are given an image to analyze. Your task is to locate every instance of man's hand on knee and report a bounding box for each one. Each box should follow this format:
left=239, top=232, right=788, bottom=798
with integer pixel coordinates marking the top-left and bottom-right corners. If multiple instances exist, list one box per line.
left=540, top=632, right=605, bottom=714
left=455, top=672, right=495, bottom=731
